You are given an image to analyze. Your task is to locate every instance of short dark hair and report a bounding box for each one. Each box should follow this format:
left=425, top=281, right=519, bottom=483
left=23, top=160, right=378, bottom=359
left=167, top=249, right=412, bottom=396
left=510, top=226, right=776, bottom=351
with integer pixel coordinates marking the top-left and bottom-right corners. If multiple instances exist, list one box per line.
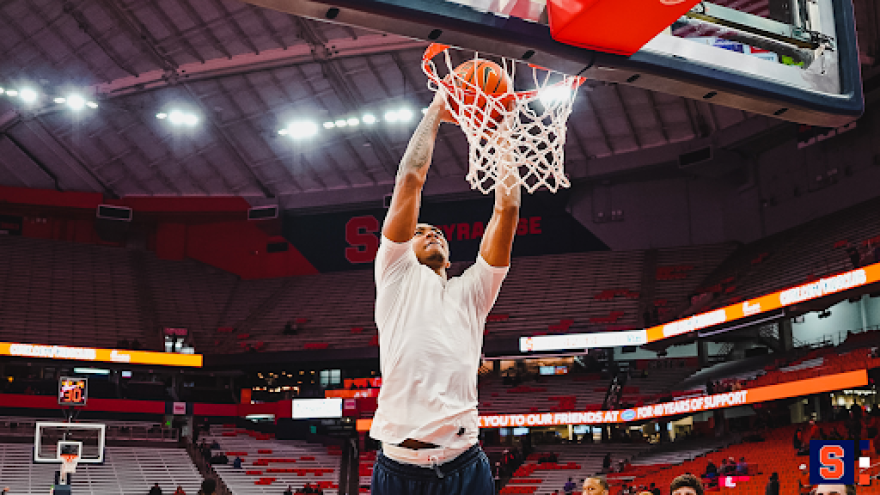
left=670, top=474, right=704, bottom=495
left=200, top=478, right=217, bottom=495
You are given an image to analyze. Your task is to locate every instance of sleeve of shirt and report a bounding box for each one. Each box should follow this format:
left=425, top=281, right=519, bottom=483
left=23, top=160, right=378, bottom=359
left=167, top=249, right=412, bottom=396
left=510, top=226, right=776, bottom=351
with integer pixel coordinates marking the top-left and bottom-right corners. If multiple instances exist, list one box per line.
left=459, top=254, right=509, bottom=320
left=374, top=234, right=417, bottom=288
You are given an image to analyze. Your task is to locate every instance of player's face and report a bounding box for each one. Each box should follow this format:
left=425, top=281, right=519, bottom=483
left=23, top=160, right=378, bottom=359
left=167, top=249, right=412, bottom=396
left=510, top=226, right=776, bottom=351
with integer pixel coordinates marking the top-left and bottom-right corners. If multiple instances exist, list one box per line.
left=582, top=478, right=608, bottom=495
left=412, top=224, right=450, bottom=268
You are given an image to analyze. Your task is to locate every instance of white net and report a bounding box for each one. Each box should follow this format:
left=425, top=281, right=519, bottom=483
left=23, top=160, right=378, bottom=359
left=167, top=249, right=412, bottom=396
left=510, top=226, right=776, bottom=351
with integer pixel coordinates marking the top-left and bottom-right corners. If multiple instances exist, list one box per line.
left=423, top=44, right=584, bottom=194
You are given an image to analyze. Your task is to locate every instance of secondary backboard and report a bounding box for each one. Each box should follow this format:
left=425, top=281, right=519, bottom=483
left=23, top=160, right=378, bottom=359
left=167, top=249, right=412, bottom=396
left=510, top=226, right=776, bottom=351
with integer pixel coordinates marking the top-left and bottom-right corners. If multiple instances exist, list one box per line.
left=34, top=422, right=105, bottom=465
left=244, top=0, right=862, bottom=127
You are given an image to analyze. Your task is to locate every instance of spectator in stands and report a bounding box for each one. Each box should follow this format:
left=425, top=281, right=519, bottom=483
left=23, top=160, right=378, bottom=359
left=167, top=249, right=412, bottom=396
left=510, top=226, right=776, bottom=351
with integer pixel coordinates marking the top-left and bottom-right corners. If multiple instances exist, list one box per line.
left=799, top=464, right=811, bottom=495
left=669, top=474, right=703, bottom=495
left=283, top=320, right=298, bottom=335
left=174, top=486, right=186, bottom=495
left=793, top=427, right=803, bottom=451
left=581, top=477, right=609, bottom=495
left=564, top=477, right=576, bottom=495
left=210, top=439, right=221, bottom=450
left=602, top=453, right=612, bottom=473
left=649, top=482, right=661, bottom=495
left=302, top=483, right=315, bottom=493
left=232, top=455, right=242, bottom=469
left=284, top=486, right=293, bottom=495
left=198, top=479, right=216, bottom=495
left=735, top=457, right=748, bottom=475
left=847, top=246, right=862, bottom=269
left=149, top=483, right=163, bottom=495
left=703, top=459, right=717, bottom=479
left=765, top=472, right=779, bottom=495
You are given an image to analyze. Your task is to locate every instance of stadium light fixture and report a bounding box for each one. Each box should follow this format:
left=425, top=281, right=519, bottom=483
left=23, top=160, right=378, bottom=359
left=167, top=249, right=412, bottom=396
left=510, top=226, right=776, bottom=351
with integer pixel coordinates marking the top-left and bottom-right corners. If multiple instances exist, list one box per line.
left=323, top=122, right=335, bottom=129
left=19, top=88, right=38, bottom=103
left=335, top=119, right=348, bottom=128
left=384, top=111, right=399, bottom=122
left=54, top=97, right=67, bottom=104
left=168, top=111, right=185, bottom=125
left=362, top=114, right=377, bottom=124
left=156, top=113, right=168, bottom=120
left=286, top=121, right=318, bottom=139
left=66, top=94, right=86, bottom=111
left=86, top=101, right=98, bottom=109
left=5, top=90, right=18, bottom=97
left=397, top=108, right=413, bottom=122
left=539, top=85, right=573, bottom=105
left=183, top=114, right=198, bottom=126
left=347, top=117, right=359, bottom=126
left=0, top=87, right=4, bottom=95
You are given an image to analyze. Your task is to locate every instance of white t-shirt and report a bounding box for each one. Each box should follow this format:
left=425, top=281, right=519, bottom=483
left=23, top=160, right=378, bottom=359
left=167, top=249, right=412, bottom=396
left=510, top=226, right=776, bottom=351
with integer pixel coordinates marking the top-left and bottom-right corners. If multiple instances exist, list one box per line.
left=369, top=236, right=508, bottom=451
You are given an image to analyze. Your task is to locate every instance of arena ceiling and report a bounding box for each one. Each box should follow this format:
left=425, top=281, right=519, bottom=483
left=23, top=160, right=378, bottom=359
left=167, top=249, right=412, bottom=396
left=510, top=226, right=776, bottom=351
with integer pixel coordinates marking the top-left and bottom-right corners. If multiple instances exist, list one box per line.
left=0, top=0, right=877, bottom=210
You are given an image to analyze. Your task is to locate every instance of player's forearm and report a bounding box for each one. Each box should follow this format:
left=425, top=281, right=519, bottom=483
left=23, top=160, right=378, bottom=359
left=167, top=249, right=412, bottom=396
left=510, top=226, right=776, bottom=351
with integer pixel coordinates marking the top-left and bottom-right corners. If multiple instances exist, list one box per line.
left=494, top=165, right=522, bottom=212
left=397, top=107, right=443, bottom=184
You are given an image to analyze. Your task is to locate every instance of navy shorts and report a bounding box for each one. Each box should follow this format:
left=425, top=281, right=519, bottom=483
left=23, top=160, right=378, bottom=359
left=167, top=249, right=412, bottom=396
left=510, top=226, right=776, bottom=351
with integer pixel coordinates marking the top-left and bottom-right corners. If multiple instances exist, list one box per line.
left=371, top=444, right=495, bottom=495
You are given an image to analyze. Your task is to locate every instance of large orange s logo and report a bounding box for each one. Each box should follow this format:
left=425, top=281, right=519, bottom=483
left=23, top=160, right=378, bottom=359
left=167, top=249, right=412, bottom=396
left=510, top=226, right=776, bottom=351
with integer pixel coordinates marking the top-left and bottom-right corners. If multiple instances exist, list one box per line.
left=819, top=445, right=846, bottom=481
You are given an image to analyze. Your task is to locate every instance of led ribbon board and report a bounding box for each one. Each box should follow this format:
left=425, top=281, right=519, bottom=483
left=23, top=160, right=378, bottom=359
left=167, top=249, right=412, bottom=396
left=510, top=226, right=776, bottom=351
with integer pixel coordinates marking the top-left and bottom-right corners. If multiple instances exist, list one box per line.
left=0, top=342, right=203, bottom=367
left=355, top=369, right=867, bottom=431
left=646, top=263, right=880, bottom=343
left=519, top=262, right=880, bottom=354
left=521, top=329, right=648, bottom=352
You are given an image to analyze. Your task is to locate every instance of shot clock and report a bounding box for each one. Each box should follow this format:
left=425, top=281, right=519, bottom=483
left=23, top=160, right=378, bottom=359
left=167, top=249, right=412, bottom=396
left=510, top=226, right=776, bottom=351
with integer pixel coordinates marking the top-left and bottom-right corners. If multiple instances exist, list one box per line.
left=58, top=377, right=88, bottom=407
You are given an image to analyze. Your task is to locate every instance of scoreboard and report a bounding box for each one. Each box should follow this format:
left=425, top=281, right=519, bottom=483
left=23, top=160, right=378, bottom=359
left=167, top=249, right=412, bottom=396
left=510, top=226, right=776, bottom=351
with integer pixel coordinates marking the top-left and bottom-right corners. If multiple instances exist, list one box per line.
left=58, top=377, right=88, bottom=406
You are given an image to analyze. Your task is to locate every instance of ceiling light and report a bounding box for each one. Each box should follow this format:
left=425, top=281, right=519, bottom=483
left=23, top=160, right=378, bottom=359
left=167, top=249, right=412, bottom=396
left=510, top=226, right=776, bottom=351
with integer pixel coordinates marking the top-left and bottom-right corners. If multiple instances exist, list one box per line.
left=54, top=97, right=67, bottom=104
left=19, top=88, right=38, bottom=103
left=539, top=85, right=573, bottom=105
left=347, top=117, right=359, bottom=126
left=362, top=114, right=377, bottom=124
left=183, top=114, right=199, bottom=126
left=335, top=119, right=347, bottom=128
left=323, top=122, right=335, bottom=129
left=287, top=121, right=318, bottom=138
left=384, top=111, right=399, bottom=122
left=0, top=88, right=4, bottom=94
left=397, top=108, right=413, bottom=121
left=278, top=129, right=289, bottom=136
left=86, top=101, right=98, bottom=109
left=156, top=113, right=168, bottom=120
left=6, top=90, right=19, bottom=97
left=66, top=94, right=85, bottom=111
left=168, top=111, right=185, bottom=125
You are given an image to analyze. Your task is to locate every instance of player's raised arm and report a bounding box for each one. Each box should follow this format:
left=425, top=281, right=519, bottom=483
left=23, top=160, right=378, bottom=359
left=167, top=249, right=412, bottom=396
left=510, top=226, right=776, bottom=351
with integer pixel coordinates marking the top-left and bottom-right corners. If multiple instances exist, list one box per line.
left=480, top=160, right=521, bottom=267
left=382, top=92, right=454, bottom=243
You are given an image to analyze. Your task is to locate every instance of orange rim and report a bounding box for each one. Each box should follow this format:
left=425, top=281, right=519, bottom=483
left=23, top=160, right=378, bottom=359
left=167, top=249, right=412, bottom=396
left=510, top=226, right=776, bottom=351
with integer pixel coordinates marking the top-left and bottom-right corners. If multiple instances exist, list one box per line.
left=60, top=454, right=78, bottom=463
left=421, top=43, right=586, bottom=103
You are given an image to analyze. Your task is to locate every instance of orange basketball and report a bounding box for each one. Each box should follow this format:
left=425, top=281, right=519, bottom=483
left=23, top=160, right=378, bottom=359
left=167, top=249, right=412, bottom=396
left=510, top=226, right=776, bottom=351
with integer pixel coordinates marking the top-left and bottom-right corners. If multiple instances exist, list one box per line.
left=448, top=59, right=512, bottom=127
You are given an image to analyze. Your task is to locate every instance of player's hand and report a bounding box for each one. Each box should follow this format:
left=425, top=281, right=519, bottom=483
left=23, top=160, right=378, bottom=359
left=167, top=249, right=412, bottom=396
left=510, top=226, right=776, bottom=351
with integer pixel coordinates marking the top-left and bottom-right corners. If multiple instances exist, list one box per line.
left=430, top=90, right=457, bottom=124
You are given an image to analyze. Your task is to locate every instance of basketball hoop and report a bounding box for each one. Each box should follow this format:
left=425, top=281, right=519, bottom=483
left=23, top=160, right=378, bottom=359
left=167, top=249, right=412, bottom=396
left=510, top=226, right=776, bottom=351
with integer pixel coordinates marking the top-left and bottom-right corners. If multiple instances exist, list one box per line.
left=423, top=44, right=585, bottom=194
left=60, top=452, right=79, bottom=483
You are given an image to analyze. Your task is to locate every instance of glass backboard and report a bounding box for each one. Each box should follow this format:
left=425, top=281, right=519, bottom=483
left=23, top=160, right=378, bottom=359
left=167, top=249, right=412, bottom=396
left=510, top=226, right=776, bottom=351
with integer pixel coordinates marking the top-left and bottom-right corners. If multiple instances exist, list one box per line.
left=34, top=422, right=105, bottom=465
left=244, top=0, right=862, bottom=127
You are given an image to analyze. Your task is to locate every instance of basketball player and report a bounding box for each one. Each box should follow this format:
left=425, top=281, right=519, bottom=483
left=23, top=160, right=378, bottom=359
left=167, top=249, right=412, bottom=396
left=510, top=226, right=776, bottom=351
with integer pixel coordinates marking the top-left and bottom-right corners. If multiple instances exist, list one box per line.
left=369, top=90, right=520, bottom=494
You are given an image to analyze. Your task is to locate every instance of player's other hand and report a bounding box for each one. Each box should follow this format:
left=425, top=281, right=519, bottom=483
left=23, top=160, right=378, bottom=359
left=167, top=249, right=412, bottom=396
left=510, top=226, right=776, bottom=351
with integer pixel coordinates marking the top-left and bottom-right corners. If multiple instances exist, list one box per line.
left=430, top=90, right=457, bottom=124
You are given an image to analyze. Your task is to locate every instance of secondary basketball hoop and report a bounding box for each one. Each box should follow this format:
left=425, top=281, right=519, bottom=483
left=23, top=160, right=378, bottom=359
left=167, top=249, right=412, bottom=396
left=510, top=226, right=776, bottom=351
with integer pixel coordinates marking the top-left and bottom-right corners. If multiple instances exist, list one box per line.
left=57, top=441, right=82, bottom=485
left=423, top=44, right=585, bottom=195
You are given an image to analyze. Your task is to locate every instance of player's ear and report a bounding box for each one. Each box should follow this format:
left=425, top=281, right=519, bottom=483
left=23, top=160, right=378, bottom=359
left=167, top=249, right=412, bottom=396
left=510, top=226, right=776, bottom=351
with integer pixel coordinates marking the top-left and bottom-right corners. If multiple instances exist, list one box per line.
left=445, top=261, right=451, bottom=269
